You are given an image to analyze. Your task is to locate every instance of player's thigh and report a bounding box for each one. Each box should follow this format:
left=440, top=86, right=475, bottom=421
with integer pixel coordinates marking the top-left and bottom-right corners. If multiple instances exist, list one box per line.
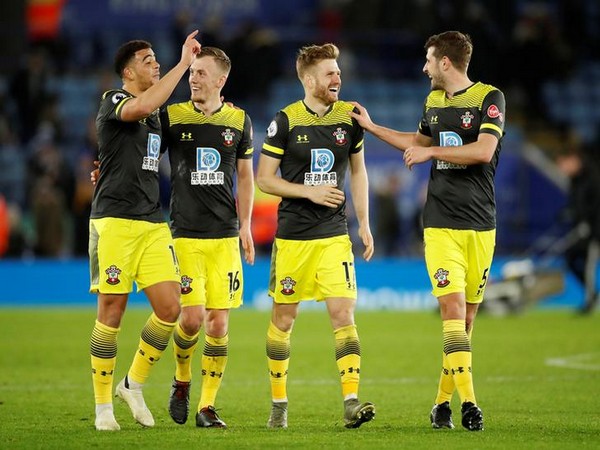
left=174, top=237, right=207, bottom=308
left=316, top=235, right=357, bottom=300
left=269, top=238, right=318, bottom=303
left=205, top=237, right=244, bottom=309
left=89, top=217, right=137, bottom=294
left=465, top=229, right=496, bottom=304
left=135, top=222, right=180, bottom=291
left=424, top=227, right=467, bottom=298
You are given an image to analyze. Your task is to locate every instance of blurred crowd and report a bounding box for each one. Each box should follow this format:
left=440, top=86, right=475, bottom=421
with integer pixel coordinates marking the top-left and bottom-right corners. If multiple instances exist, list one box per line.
left=0, top=0, right=599, bottom=259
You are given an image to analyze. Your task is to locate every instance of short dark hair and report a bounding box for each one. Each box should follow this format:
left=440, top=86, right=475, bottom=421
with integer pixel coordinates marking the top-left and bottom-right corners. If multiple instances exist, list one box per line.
left=114, top=40, right=152, bottom=77
left=425, top=31, right=473, bottom=72
left=197, top=47, right=231, bottom=75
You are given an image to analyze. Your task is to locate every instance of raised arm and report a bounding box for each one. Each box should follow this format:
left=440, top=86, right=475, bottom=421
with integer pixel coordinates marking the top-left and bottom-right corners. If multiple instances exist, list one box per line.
left=121, top=30, right=201, bottom=121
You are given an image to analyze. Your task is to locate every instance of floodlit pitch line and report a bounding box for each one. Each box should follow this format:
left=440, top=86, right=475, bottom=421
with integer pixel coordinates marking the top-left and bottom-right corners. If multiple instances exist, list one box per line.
left=220, top=377, right=432, bottom=387
left=288, top=377, right=432, bottom=385
left=217, top=373, right=593, bottom=388
left=0, top=373, right=593, bottom=392
left=545, top=353, right=600, bottom=371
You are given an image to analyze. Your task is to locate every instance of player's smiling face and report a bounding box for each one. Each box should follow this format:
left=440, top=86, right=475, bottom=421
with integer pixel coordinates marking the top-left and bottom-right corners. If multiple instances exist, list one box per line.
left=189, top=56, right=225, bottom=104
left=423, top=47, right=444, bottom=91
left=311, top=59, right=341, bottom=105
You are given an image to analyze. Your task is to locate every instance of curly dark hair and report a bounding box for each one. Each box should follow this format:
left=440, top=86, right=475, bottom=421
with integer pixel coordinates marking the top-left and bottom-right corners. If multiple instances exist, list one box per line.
left=114, top=40, right=152, bottom=77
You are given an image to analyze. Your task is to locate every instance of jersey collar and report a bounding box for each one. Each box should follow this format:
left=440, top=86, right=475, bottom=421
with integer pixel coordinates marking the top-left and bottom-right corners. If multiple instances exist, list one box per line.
left=302, top=100, right=334, bottom=117
left=191, top=101, right=225, bottom=116
left=450, top=82, right=478, bottom=98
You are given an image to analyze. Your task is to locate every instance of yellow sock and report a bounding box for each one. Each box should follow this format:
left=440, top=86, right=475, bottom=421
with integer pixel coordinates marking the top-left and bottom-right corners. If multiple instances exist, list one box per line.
left=435, top=322, right=475, bottom=404
left=443, top=319, right=476, bottom=405
left=128, top=313, right=176, bottom=385
left=334, top=324, right=361, bottom=399
left=266, top=321, right=291, bottom=401
left=434, top=351, right=455, bottom=404
left=173, top=322, right=200, bottom=382
left=90, top=320, right=119, bottom=404
left=199, top=334, right=228, bottom=409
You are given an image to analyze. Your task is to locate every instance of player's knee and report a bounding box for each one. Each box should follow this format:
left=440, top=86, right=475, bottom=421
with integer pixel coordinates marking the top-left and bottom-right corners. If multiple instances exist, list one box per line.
left=206, top=316, right=228, bottom=336
left=272, top=315, right=294, bottom=333
left=329, top=307, right=355, bottom=329
left=180, top=309, right=203, bottom=334
left=156, top=299, right=181, bottom=323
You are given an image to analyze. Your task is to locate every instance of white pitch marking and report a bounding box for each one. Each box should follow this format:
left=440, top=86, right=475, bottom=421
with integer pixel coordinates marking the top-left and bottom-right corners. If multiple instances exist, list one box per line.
left=545, top=353, right=600, bottom=371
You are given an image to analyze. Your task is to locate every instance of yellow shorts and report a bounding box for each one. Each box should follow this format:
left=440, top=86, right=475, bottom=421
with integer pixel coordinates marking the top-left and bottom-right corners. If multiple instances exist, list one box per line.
left=89, top=218, right=180, bottom=294
left=423, top=227, right=495, bottom=304
left=174, top=237, right=243, bottom=309
left=269, top=235, right=356, bottom=304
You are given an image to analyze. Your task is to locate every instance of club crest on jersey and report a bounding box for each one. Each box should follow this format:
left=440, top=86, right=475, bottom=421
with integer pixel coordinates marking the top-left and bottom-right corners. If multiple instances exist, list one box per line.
left=222, top=128, right=235, bottom=147
left=460, top=111, right=474, bottom=129
left=180, top=275, right=193, bottom=294
left=280, top=276, right=296, bottom=295
left=333, top=127, right=347, bottom=145
left=105, top=265, right=122, bottom=285
left=434, top=268, right=450, bottom=288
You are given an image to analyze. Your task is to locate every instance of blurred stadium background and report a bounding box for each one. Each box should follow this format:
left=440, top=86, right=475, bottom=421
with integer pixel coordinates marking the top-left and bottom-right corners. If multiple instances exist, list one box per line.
left=0, top=0, right=599, bottom=311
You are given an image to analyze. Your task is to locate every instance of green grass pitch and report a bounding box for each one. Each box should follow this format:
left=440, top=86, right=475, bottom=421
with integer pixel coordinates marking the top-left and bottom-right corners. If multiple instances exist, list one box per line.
left=0, top=307, right=598, bottom=449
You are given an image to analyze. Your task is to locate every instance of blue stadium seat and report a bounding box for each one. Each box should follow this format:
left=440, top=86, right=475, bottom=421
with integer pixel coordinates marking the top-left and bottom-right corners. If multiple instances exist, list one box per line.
left=53, top=76, right=99, bottom=141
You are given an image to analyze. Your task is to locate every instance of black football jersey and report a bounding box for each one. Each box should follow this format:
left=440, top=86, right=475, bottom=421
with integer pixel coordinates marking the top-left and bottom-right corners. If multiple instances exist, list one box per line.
left=418, top=82, right=506, bottom=230
left=91, top=89, right=164, bottom=222
left=161, top=102, right=253, bottom=238
left=262, top=100, right=364, bottom=239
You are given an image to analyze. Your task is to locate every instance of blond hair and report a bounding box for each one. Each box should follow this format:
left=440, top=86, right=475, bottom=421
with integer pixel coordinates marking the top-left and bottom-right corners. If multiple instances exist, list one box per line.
left=197, top=46, right=231, bottom=75
left=296, top=43, right=339, bottom=80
